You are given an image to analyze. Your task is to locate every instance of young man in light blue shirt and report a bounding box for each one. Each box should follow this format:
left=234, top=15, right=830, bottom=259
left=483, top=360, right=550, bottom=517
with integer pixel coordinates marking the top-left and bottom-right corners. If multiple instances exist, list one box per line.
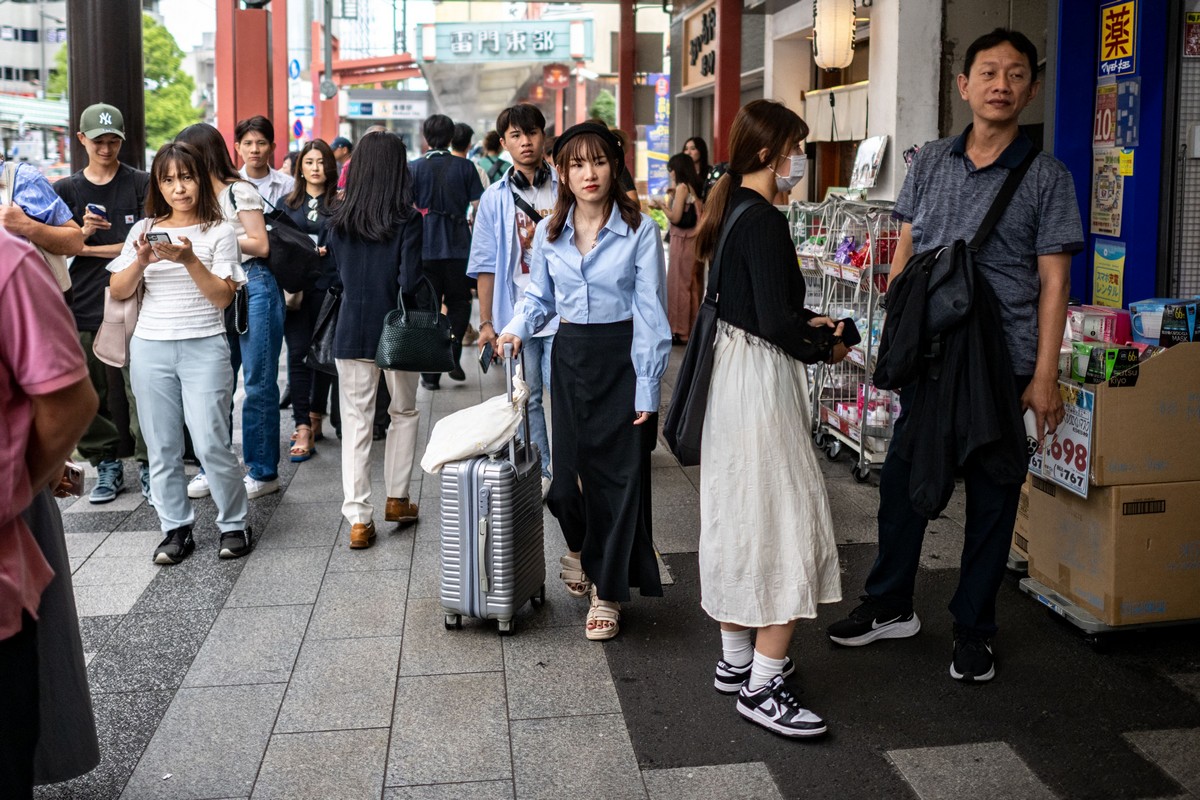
left=468, top=104, right=559, bottom=497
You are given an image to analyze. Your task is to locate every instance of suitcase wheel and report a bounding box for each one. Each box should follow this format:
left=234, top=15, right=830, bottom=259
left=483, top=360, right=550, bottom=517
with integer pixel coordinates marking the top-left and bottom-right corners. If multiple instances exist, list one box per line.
left=530, top=584, right=546, bottom=608
left=444, top=614, right=462, bottom=630
left=497, top=618, right=515, bottom=636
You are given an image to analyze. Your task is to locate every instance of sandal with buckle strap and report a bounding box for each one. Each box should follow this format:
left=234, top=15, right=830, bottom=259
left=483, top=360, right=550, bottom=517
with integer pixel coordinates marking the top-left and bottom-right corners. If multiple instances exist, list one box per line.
left=586, top=590, right=620, bottom=641
left=290, top=425, right=316, bottom=463
left=559, top=554, right=592, bottom=598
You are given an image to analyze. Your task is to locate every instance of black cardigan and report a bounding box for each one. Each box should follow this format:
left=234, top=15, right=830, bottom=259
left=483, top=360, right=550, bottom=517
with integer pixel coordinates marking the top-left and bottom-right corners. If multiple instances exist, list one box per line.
left=714, top=189, right=832, bottom=364
left=327, top=212, right=424, bottom=360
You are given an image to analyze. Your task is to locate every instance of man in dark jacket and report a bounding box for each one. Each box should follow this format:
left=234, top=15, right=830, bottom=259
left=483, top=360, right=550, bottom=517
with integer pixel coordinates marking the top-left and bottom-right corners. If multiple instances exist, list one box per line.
left=825, top=28, right=1083, bottom=684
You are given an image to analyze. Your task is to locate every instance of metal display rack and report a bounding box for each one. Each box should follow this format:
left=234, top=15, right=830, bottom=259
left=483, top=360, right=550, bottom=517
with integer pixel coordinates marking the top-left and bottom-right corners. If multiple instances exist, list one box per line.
left=786, top=200, right=837, bottom=429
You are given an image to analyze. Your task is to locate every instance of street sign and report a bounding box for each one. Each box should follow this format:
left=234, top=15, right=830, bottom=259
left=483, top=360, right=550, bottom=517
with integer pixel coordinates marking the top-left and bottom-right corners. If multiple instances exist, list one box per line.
left=293, top=120, right=304, bottom=137
left=289, top=59, right=301, bottom=80
left=292, top=105, right=315, bottom=117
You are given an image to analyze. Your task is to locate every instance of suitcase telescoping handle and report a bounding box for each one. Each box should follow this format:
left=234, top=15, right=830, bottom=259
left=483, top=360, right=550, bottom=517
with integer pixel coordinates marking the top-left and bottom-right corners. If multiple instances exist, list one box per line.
left=502, top=343, right=535, bottom=466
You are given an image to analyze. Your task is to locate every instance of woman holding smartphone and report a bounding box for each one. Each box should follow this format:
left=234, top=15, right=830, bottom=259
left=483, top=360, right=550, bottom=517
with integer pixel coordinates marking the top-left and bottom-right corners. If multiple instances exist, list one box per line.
left=497, top=122, right=671, bottom=641
left=108, top=141, right=249, bottom=564
left=694, top=100, right=847, bottom=738
left=326, top=131, right=423, bottom=550
left=281, top=139, right=339, bottom=460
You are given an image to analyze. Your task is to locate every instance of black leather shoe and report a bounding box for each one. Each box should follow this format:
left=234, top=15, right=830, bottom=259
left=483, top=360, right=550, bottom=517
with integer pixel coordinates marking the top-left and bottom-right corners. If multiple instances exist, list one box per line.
left=448, top=365, right=466, bottom=381
left=420, top=377, right=440, bottom=391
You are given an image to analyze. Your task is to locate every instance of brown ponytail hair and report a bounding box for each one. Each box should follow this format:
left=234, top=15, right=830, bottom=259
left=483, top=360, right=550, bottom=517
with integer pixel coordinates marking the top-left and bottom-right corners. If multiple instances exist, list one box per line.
left=694, top=100, right=809, bottom=264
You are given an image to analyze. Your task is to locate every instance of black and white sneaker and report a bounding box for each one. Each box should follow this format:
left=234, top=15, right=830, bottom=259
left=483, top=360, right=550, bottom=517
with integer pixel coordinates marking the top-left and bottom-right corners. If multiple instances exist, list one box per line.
left=714, top=657, right=796, bottom=694
left=736, top=675, right=827, bottom=738
left=950, top=633, right=995, bottom=683
left=219, top=527, right=253, bottom=560
left=154, top=526, right=195, bottom=565
left=826, top=596, right=921, bottom=646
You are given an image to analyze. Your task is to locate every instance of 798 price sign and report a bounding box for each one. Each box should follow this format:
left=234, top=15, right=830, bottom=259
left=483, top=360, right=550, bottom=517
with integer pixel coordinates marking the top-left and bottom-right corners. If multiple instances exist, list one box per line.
left=1028, top=382, right=1095, bottom=498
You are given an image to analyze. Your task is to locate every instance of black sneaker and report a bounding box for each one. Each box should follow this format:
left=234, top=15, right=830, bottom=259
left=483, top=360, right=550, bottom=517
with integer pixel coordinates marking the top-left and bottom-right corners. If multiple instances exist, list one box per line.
left=736, top=675, right=827, bottom=738
left=714, top=657, right=795, bottom=694
left=950, top=632, right=995, bottom=683
left=154, top=526, right=195, bottom=565
left=219, top=527, right=254, bottom=560
left=826, top=595, right=921, bottom=646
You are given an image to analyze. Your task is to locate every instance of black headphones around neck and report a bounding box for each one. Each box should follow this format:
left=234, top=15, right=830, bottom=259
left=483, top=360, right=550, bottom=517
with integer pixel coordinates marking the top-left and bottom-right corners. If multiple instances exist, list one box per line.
left=508, top=162, right=552, bottom=190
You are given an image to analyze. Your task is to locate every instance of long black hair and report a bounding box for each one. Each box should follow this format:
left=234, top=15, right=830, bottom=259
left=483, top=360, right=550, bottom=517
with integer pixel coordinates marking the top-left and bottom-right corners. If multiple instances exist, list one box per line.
left=685, top=136, right=710, bottom=181
left=329, top=131, right=415, bottom=241
left=285, top=139, right=338, bottom=210
left=175, top=123, right=241, bottom=183
left=667, top=153, right=703, bottom=198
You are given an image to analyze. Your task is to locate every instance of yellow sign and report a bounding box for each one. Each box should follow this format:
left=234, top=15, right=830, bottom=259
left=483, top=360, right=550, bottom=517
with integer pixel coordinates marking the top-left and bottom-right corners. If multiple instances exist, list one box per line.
left=1093, top=239, right=1125, bottom=309
left=1118, top=149, right=1134, bottom=176
left=1099, top=0, right=1137, bottom=77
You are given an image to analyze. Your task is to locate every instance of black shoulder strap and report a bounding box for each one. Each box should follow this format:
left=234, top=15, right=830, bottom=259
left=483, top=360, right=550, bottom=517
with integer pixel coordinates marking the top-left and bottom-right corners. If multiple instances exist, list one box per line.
left=969, top=147, right=1037, bottom=252
left=511, top=191, right=543, bottom=225
left=705, top=196, right=759, bottom=304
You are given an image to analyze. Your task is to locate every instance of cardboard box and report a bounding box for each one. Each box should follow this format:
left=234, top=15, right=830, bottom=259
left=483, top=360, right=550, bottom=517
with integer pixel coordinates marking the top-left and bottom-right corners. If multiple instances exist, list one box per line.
left=1011, top=476, right=1033, bottom=561
left=1089, top=342, right=1200, bottom=485
left=1026, top=479, right=1200, bottom=626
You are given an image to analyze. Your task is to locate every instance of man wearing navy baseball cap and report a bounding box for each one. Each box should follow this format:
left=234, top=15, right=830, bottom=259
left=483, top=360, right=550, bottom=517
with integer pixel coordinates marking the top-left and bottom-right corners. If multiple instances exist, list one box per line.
left=54, top=103, right=152, bottom=505
left=331, top=136, right=353, bottom=190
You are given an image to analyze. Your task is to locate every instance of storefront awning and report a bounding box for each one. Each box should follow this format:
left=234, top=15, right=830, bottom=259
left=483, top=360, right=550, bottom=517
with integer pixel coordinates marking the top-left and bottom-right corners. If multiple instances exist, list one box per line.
left=804, top=80, right=868, bottom=142
left=0, top=94, right=70, bottom=129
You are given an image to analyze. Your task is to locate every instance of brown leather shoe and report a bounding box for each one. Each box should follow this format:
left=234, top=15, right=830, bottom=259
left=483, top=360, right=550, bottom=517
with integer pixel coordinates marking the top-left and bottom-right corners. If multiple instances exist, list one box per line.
left=349, top=521, right=376, bottom=549
left=385, top=497, right=419, bottom=524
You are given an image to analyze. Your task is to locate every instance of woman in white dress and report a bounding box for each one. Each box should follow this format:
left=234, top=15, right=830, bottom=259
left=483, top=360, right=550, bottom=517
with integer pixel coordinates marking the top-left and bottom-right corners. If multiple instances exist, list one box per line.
left=693, top=99, right=849, bottom=738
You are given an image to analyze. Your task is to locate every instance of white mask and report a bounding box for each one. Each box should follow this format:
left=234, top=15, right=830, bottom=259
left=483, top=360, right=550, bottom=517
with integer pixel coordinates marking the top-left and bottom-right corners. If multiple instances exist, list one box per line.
left=774, top=154, right=807, bottom=193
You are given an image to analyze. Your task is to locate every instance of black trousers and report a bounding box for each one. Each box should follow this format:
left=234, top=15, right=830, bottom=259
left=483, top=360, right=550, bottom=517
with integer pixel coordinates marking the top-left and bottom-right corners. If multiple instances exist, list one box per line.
left=547, top=320, right=661, bottom=603
left=284, top=288, right=340, bottom=430
left=0, top=612, right=38, bottom=800
left=420, top=258, right=472, bottom=385
left=865, top=375, right=1031, bottom=637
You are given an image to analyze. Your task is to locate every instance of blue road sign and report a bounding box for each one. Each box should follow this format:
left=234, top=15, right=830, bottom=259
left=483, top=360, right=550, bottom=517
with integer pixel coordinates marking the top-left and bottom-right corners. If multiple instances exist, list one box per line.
left=289, top=59, right=301, bottom=80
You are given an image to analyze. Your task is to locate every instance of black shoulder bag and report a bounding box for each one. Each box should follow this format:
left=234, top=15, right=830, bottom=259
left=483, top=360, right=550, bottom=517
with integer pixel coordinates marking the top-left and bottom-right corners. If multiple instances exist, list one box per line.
left=375, top=275, right=456, bottom=373
left=662, top=196, right=757, bottom=466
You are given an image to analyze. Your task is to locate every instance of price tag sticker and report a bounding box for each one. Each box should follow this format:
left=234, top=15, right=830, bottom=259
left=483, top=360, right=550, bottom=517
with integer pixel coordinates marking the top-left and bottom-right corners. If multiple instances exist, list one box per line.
left=1028, top=382, right=1094, bottom=498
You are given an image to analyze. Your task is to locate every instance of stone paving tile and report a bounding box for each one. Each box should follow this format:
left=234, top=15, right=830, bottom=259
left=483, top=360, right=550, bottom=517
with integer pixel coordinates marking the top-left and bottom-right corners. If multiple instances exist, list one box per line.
left=64, top=530, right=110, bottom=560
left=73, top=581, right=150, bottom=617
left=129, top=553, right=246, bottom=613
left=121, top=684, right=285, bottom=800
left=34, top=690, right=174, bottom=800
left=887, top=742, right=1057, bottom=800
left=60, top=509, right=130, bottom=534
left=386, top=672, right=511, bottom=787
left=384, top=781, right=514, bottom=800
left=326, top=525, right=416, bottom=572
left=399, top=597, right=504, bottom=676
left=88, top=609, right=218, bottom=694
left=252, top=728, right=389, bottom=800
left=68, top=557, right=85, bottom=573
left=182, top=604, right=312, bottom=688
left=407, top=538, right=442, bottom=600
left=277, top=470, right=346, bottom=504
left=510, top=714, right=646, bottom=800
left=71, top=552, right=161, bottom=587
left=652, top=499, right=700, bottom=555
left=225, top=547, right=331, bottom=608
left=1125, top=728, right=1200, bottom=796
left=90, top=529, right=168, bottom=558
left=62, top=488, right=147, bottom=514
left=642, top=762, right=784, bottom=800
left=503, top=625, right=622, bottom=720
left=77, top=614, right=123, bottom=653
left=307, top=569, right=408, bottom=640
left=275, top=636, right=402, bottom=733
left=255, top=501, right=343, bottom=549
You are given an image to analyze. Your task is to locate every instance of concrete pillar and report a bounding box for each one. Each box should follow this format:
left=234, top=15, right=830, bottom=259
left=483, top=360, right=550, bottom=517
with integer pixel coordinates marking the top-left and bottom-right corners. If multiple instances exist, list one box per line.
left=66, top=0, right=145, bottom=170
left=867, top=0, right=941, bottom=200
left=713, top=0, right=742, bottom=162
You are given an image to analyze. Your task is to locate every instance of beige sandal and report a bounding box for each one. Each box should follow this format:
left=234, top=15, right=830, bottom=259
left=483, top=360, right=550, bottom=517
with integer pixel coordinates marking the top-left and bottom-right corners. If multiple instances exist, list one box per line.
left=585, top=590, right=620, bottom=641
left=559, top=554, right=592, bottom=598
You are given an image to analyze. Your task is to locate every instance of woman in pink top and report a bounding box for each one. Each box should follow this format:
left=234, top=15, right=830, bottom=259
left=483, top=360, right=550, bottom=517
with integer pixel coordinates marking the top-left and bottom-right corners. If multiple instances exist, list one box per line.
left=0, top=229, right=98, bottom=798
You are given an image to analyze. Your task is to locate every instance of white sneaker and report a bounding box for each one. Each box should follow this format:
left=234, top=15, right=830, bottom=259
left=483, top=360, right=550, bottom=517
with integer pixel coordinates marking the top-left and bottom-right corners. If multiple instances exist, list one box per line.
left=244, top=474, right=280, bottom=500
left=187, top=471, right=211, bottom=499
left=541, top=476, right=552, bottom=501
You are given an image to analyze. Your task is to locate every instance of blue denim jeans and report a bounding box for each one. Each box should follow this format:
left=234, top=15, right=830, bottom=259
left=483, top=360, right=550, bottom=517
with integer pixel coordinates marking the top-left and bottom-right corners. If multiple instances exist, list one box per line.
left=229, top=259, right=285, bottom=481
left=523, top=334, right=554, bottom=479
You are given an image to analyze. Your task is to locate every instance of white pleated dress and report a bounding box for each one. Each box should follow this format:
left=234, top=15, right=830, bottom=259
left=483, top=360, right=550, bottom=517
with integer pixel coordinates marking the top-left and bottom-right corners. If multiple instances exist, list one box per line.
left=698, top=320, right=843, bottom=627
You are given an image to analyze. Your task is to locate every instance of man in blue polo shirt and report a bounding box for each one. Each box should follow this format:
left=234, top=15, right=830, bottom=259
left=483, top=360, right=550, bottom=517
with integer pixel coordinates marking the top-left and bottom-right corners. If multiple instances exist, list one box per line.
left=826, top=28, right=1083, bottom=683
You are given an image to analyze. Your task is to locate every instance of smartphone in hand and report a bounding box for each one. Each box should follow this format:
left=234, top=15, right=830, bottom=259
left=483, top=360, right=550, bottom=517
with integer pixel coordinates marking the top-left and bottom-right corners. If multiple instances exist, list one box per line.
left=86, top=203, right=108, bottom=219
left=479, top=341, right=495, bottom=374
left=145, top=231, right=173, bottom=244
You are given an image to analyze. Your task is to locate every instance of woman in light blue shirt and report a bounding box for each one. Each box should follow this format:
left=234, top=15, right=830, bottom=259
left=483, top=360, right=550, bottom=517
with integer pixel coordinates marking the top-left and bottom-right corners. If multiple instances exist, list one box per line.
left=499, top=122, right=671, bottom=641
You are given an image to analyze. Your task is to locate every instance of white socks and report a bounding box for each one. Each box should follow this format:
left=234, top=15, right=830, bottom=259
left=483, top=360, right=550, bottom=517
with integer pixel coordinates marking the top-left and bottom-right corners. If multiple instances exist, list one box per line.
left=748, top=651, right=788, bottom=691
left=720, top=629, right=754, bottom=668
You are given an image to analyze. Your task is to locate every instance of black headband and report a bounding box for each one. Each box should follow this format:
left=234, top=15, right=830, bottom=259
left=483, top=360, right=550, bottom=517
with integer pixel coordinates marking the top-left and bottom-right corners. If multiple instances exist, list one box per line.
left=552, top=122, right=626, bottom=174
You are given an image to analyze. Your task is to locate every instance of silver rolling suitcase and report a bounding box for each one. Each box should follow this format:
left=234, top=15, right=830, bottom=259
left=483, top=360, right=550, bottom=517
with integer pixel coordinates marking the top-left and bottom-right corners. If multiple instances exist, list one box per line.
left=440, top=346, right=546, bottom=635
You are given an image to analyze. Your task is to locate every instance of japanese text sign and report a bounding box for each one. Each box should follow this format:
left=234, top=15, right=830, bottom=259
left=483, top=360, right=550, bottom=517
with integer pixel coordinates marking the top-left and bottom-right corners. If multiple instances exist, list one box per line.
left=1098, top=0, right=1138, bottom=78
left=1029, top=383, right=1095, bottom=498
left=418, top=20, right=593, bottom=64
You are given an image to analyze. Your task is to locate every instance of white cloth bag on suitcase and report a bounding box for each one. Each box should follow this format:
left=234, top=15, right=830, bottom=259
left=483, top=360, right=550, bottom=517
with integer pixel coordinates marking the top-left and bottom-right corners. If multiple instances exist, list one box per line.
left=420, top=367, right=530, bottom=474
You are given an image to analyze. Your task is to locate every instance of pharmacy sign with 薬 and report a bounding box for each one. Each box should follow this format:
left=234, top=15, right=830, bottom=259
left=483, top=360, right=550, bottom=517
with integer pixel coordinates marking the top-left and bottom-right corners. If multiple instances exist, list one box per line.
left=1098, top=0, right=1138, bottom=78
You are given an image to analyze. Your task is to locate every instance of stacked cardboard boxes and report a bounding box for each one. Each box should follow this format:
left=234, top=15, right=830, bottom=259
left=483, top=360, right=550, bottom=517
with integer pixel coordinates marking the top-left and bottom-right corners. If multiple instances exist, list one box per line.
left=1024, top=342, right=1200, bottom=627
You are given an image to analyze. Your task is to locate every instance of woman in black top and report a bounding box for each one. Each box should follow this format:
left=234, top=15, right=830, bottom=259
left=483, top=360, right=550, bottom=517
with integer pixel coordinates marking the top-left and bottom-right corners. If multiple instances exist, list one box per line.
left=693, top=100, right=848, bottom=739
left=282, top=139, right=339, bottom=460
left=326, top=132, right=424, bottom=549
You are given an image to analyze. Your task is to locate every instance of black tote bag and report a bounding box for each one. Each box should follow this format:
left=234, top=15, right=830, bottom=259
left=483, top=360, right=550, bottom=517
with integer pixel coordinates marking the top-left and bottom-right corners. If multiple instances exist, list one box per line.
left=305, top=288, right=342, bottom=375
left=375, top=276, right=456, bottom=373
left=662, top=197, right=756, bottom=466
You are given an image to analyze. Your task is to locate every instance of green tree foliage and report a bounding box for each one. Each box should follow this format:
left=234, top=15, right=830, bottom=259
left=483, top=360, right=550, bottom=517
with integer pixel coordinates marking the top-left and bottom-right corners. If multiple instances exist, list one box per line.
left=46, top=14, right=200, bottom=147
left=588, top=90, right=617, bottom=128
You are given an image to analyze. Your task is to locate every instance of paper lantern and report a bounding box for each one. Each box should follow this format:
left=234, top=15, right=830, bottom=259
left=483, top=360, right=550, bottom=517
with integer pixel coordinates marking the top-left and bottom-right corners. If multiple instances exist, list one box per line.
left=813, top=0, right=856, bottom=70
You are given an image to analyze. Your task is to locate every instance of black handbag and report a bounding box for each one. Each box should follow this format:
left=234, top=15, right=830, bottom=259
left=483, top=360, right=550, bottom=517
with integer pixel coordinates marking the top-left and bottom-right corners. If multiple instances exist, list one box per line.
left=375, top=276, right=456, bottom=372
left=662, top=197, right=757, bottom=466
left=263, top=207, right=325, bottom=293
left=305, top=288, right=341, bottom=375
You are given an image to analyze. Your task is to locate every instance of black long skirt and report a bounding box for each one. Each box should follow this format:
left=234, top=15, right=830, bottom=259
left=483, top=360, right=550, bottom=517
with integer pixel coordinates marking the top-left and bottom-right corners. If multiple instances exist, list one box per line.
left=547, top=320, right=662, bottom=602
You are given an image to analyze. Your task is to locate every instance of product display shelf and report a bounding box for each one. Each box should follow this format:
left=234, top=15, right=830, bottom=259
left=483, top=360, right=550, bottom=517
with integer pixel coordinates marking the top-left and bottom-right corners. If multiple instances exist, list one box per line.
left=787, top=200, right=837, bottom=432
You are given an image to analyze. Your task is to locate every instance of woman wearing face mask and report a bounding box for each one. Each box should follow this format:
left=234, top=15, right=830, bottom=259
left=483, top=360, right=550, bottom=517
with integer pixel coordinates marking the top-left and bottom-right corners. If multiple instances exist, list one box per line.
left=693, top=100, right=848, bottom=739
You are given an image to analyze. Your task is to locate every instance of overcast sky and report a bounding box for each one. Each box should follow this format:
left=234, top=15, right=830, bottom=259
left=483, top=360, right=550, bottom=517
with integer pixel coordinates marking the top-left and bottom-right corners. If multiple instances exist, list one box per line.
left=158, top=0, right=215, bottom=53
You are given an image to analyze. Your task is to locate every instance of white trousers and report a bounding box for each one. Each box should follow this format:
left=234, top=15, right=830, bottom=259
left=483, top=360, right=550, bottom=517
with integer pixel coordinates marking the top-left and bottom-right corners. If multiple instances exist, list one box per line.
left=335, top=359, right=420, bottom=524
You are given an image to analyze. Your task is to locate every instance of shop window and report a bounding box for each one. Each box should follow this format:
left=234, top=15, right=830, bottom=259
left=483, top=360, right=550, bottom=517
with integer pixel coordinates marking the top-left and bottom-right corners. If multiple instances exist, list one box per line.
left=22, top=68, right=40, bottom=82
left=19, top=28, right=38, bottom=43
left=807, top=39, right=870, bottom=197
